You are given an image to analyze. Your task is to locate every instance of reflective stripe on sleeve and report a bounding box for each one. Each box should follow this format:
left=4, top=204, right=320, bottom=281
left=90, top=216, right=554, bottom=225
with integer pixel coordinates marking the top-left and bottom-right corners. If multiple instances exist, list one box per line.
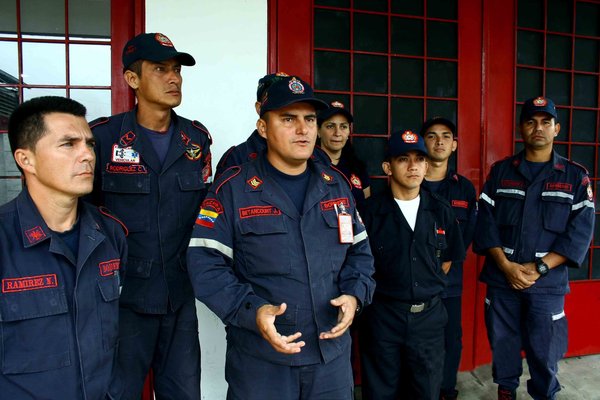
left=496, top=188, right=526, bottom=197
left=188, top=238, right=233, bottom=259
left=552, top=310, right=565, bottom=321
left=541, top=191, right=574, bottom=200
left=353, top=230, right=368, bottom=245
left=480, top=192, right=495, bottom=207
left=572, top=199, right=595, bottom=211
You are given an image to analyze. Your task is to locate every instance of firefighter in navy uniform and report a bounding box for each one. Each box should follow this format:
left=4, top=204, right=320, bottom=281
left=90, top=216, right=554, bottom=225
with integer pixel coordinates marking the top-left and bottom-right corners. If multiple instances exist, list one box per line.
left=89, top=33, right=211, bottom=399
left=419, top=117, right=477, bottom=400
left=187, top=75, right=375, bottom=400
left=359, top=130, right=465, bottom=400
left=474, top=96, right=594, bottom=400
left=0, top=96, right=127, bottom=400
left=215, top=72, right=330, bottom=178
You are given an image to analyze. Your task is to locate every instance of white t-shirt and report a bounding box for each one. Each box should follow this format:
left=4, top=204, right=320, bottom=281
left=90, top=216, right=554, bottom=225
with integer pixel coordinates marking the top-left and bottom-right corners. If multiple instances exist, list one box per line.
left=394, top=195, right=420, bottom=231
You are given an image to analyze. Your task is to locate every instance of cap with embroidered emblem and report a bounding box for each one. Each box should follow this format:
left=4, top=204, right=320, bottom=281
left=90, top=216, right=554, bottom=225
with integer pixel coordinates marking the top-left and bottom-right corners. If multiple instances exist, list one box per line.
left=317, top=100, right=354, bottom=124
left=386, top=130, right=428, bottom=158
left=520, top=96, right=558, bottom=122
left=259, top=76, right=327, bottom=116
left=122, top=32, right=195, bottom=69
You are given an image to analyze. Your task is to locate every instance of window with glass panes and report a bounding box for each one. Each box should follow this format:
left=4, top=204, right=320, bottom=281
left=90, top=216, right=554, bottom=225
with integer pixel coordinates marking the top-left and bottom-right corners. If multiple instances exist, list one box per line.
left=515, top=0, right=600, bottom=281
left=0, top=0, right=114, bottom=205
left=313, top=0, right=459, bottom=195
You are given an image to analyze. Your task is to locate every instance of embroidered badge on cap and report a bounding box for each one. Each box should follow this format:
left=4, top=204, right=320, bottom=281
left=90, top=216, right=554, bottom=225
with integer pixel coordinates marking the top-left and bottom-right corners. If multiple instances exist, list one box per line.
left=587, top=184, right=594, bottom=201
left=112, top=144, right=140, bottom=164
left=247, top=176, right=263, bottom=189
left=331, top=101, right=345, bottom=108
left=25, top=226, right=46, bottom=243
left=99, top=259, right=121, bottom=277
left=276, top=72, right=289, bottom=77
left=239, top=206, right=282, bottom=219
left=288, top=77, right=305, bottom=94
left=402, top=130, right=418, bottom=143
left=533, top=97, right=548, bottom=106
left=155, top=33, right=174, bottom=47
left=2, top=274, right=57, bottom=293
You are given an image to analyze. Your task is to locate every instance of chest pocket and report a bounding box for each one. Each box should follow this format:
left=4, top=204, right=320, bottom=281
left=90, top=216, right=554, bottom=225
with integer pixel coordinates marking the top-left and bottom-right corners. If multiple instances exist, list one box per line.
left=541, top=194, right=573, bottom=233
left=320, top=210, right=350, bottom=276
left=101, top=172, right=151, bottom=232
left=0, top=288, right=71, bottom=374
left=177, top=171, right=207, bottom=228
left=494, top=190, right=525, bottom=226
left=97, top=276, right=120, bottom=351
left=238, top=215, right=292, bottom=276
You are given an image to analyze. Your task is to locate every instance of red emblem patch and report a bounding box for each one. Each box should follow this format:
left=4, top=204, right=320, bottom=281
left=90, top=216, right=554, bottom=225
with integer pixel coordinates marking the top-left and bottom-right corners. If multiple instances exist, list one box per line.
left=452, top=200, right=469, bottom=209
left=185, top=143, right=202, bottom=161
left=320, top=197, right=350, bottom=211
left=545, top=182, right=572, bottom=192
left=331, top=101, right=345, bottom=108
left=25, top=226, right=46, bottom=243
left=247, top=176, right=263, bottom=189
left=106, top=163, right=148, bottom=174
left=501, top=179, right=525, bottom=188
left=239, top=206, right=282, bottom=219
left=119, top=131, right=136, bottom=147
left=180, top=131, right=191, bottom=146
left=201, top=198, right=224, bottom=214
left=350, top=174, right=363, bottom=189
left=402, top=130, right=418, bottom=143
left=248, top=152, right=258, bottom=160
left=436, top=228, right=446, bottom=235
left=2, top=274, right=57, bottom=293
left=533, top=96, right=547, bottom=106
left=99, top=259, right=121, bottom=277
left=155, top=33, right=174, bottom=47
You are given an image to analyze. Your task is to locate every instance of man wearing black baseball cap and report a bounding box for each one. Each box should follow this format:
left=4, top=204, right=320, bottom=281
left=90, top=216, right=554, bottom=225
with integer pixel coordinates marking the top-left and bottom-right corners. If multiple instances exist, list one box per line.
left=474, top=96, right=594, bottom=399
left=187, top=75, right=375, bottom=399
left=419, top=117, right=477, bottom=400
left=88, top=32, right=212, bottom=400
left=359, top=130, right=465, bottom=400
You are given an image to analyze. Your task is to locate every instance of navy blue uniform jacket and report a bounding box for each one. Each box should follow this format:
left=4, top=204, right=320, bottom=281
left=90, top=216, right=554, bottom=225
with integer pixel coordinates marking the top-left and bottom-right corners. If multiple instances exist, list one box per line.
left=422, top=170, right=477, bottom=297
left=362, top=188, right=465, bottom=302
left=187, top=155, right=375, bottom=366
left=0, top=190, right=127, bottom=400
left=90, top=109, right=212, bottom=313
left=474, top=151, right=595, bottom=294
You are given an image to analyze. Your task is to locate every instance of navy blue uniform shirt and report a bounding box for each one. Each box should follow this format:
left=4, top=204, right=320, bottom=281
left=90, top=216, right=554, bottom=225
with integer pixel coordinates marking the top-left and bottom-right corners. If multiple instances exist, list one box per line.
left=89, top=108, right=212, bottom=314
left=474, top=150, right=595, bottom=294
left=362, top=188, right=465, bottom=303
left=187, top=154, right=375, bottom=366
left=422, top=170, right=477, bottom=297
left=0, top=189, right=127, bottom=400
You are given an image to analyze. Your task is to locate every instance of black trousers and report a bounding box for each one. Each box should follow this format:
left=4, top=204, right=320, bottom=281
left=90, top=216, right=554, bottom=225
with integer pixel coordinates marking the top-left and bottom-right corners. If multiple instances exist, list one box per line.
left=359, top=296, right=447, bottom=400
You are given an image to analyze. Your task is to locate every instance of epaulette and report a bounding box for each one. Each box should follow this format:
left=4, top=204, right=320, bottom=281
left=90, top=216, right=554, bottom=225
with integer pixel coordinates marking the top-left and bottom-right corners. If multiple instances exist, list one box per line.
left=192, top=120, right=212, bottom=144
left=567, top=159, right=589, bottom=175
left=329, top=164, right=352, bottom=189
left=89, top=116, right=110, bottom=129
left=213, top=165, right=242, bottom=194
left=99, top=206, right=129, bottom=237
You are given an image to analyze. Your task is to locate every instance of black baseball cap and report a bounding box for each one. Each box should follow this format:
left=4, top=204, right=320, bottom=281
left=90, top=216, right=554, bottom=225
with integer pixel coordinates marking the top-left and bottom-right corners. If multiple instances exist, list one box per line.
left=386, top=130, right=428, bottom=158
left=256, top=72, right=290, bottom=102
left=122, top=32, right=195, bottom=69
left=259, top=76, right=328, bottom=116
left=419, top=117, right=457, bottom=138
left=317, top=100, right=354, bottom=125
left=520, top=96, right=558, bottom=122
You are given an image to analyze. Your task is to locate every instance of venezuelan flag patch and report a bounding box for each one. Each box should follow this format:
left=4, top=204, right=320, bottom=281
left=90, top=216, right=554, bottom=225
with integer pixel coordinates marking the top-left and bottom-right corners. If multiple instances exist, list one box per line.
left=196, top=208, right=219, bottom=228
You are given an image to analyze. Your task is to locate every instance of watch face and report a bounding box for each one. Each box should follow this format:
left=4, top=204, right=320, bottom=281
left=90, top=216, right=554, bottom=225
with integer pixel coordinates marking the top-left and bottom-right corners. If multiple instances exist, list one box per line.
left=538, top=263, right=549, bottom=275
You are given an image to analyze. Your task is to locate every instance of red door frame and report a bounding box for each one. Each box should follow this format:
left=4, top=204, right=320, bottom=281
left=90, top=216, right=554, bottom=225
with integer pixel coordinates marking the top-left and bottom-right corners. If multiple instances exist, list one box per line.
left=268, top=0, right=600, bottom=371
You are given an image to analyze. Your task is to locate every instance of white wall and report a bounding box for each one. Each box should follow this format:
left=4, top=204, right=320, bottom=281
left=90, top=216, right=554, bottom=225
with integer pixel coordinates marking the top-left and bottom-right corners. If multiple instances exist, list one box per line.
left=146, top=1, right=268, bottom=398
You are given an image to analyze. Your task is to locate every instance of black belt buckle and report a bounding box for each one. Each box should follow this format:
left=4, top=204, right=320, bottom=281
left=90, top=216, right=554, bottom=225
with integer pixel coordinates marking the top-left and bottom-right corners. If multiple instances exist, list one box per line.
left=410, top=302, right=425, bottom=313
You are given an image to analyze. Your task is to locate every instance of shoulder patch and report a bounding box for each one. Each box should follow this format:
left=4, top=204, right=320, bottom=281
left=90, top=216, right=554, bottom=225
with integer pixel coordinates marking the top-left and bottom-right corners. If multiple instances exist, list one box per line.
left=213, top=166, right=242, bottom=194
left=192, top=120, right=212, bottom=144
left=89, top=116, right=110, bottom=129
left=99, top=206, right=128, bottom=237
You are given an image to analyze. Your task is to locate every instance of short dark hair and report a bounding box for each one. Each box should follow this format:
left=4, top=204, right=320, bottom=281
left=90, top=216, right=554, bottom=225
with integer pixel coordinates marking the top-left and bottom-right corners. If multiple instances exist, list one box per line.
left=8, top=96, right=87, bottom=158
left=123, top=59, right=143, bottom=76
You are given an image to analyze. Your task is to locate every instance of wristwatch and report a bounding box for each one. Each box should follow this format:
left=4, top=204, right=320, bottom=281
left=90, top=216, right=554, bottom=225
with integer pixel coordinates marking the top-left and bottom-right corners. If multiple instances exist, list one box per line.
left=535, top=258, right=550, bottom=277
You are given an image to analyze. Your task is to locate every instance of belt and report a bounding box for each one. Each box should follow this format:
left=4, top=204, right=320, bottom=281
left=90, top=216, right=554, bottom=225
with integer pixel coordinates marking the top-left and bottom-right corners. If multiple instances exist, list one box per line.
left=395, top=296, right=440, bottom=313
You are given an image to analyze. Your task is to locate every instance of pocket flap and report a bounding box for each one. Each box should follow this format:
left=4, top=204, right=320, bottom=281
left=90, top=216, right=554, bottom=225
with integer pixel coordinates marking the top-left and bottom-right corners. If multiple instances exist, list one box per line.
left=0, top=288, right=68, bottom=322
left=125, top=257, right=153, bottom=279
left=102, top=172, right=151, bottom=194
left=238, top=215, right=287, bottom=235
left=178, top=171, right=205, bottom=191
left=97, top=276, right=120, bottom=302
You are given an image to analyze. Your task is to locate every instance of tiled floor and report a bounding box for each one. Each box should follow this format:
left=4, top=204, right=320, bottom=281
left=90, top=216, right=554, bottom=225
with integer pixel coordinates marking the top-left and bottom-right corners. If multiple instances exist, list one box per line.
left=354, top=354, right=600, bottom=399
